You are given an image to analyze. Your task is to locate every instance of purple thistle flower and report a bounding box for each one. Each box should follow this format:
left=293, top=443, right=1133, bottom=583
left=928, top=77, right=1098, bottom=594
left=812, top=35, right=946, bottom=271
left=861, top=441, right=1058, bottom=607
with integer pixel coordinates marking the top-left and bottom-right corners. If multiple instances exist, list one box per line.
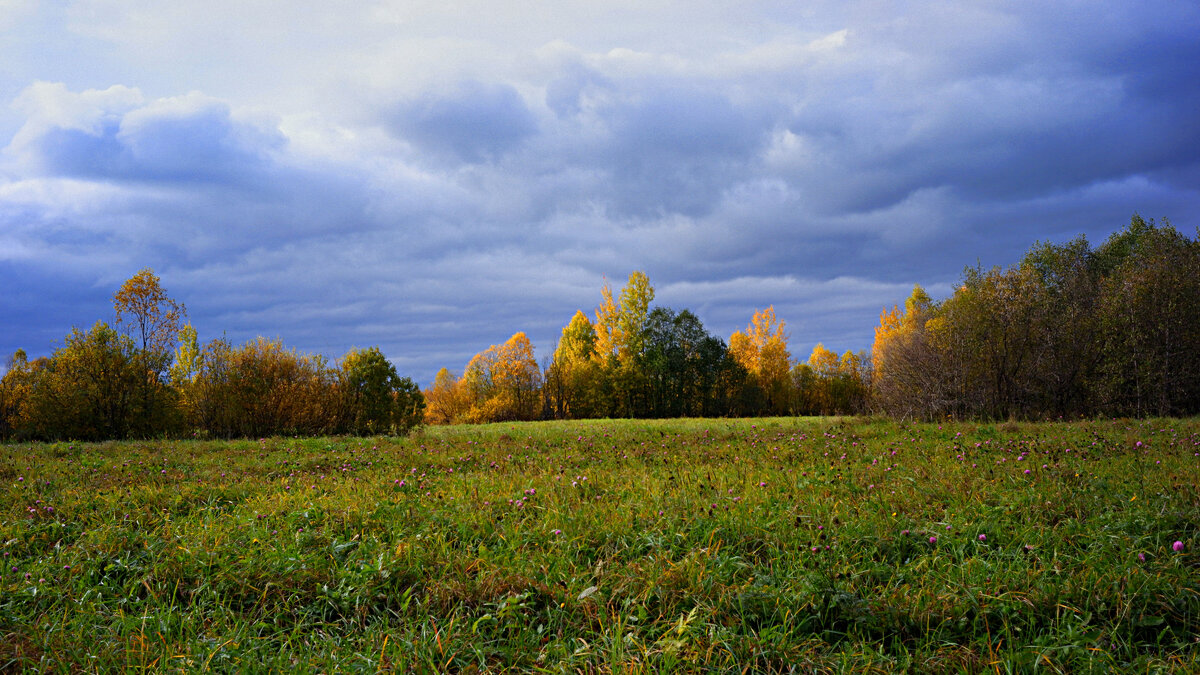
left=1174, top=540, right=1185, bottom=552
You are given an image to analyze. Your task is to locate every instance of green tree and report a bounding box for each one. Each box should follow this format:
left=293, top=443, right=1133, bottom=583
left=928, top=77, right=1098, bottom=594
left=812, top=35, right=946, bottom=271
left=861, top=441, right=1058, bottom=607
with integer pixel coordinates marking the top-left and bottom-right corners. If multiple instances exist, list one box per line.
left=640, top=308, right=736, bottom=417
left=1093, top=217, right=1200, bottom=415
left=340, top=347, right=424, bottom=435
left=0, top=350, right=31, bottom=439
left=17, top=322, right=164, bottom=440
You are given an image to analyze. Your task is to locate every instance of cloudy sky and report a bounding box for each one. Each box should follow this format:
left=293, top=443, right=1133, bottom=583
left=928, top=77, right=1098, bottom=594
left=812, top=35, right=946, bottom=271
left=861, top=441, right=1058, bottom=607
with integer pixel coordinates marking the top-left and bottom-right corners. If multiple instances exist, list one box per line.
left=2, top=1, right=1199, bottom=382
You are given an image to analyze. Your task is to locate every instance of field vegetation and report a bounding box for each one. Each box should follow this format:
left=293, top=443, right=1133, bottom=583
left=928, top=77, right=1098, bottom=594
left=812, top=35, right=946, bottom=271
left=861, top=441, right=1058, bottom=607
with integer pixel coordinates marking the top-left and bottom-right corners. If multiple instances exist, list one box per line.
left=2, top=417, right=1197, bottom=672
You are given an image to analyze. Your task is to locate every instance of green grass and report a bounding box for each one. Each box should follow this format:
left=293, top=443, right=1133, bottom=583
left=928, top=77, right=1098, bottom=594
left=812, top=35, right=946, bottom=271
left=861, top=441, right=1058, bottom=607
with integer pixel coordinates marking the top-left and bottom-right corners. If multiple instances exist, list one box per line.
left=1, top=417, right=1198, bottom=673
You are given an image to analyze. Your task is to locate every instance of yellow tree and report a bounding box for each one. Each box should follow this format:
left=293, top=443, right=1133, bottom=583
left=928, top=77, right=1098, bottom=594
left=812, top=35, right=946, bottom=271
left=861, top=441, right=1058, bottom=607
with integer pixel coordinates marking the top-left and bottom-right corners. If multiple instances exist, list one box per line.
left=730, top=306, right=792, bottom=414
left=114, top=268, right=187, bottom=433
left=871, top=284, right=932, bottom=379
left=805, top=342, right=841, bottom=414
left=17, top=322, right=148, bottom=440
left=548, top=311, right=601, bottom=418
left=592, top=271, right=655, bottom=364
left=555, top=311, right=597, bottom=364
left=463, top=332, right=542, bottom=422
left=808, top=343, right=840, bottom=378
left=424, top=368, right=469, bottom=424
left=114, top=268, right=187, bottom=367
left=871, top=304, right=902, bottom=372
left=494, top=332, right=541, bottom=418
left=871, top=284, right=944, bottom=419
left=617, top=271, right=655, bottom=362
left=169, top=323, right=201, bottom=386
left=593, top=280, right=620, bottom=362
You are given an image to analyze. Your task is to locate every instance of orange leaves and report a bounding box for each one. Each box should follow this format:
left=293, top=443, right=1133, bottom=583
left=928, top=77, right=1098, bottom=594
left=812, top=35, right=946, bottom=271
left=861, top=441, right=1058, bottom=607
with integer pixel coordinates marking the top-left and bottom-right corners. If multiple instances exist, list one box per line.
left=424, top=368, right=470, bottom=424
left=730, top=306, right=792, bottom=415
left=462, top=332, right=542, bottom=423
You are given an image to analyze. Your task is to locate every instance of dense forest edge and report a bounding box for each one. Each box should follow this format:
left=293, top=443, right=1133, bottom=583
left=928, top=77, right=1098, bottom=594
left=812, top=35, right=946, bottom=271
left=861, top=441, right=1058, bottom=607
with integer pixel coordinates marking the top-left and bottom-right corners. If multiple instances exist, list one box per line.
left=2, top=215, right=1198, bottom=441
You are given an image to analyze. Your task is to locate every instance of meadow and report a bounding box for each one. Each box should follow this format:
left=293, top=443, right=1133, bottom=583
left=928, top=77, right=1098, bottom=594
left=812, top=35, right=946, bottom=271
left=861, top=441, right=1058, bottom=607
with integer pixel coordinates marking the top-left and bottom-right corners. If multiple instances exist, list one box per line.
left=1, top=417, right=1197, bottom=673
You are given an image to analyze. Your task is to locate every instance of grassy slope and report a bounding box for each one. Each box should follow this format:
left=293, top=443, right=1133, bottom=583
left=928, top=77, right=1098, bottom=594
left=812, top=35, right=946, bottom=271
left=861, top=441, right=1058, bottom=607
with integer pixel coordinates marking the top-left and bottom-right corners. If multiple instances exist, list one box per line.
left=1, top=417, right=1198, bottom=673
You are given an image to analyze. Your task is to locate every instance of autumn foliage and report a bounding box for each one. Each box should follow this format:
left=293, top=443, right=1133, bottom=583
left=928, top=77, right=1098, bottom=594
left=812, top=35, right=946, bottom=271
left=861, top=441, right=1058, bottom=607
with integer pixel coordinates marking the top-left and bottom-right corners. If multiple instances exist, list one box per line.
left=4, top=216, right=1198, bottom=439
left=1, top=270, right=421, bottom=440
left=435, top=272, right=869, bottom=424
left=871, top=216, right=1200, bottom=419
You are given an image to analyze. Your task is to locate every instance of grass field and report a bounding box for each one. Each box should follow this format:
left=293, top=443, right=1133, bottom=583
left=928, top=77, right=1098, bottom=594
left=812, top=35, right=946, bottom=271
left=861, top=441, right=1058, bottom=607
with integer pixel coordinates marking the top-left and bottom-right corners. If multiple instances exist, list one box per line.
left=1, top=417, right=1198, bottom=673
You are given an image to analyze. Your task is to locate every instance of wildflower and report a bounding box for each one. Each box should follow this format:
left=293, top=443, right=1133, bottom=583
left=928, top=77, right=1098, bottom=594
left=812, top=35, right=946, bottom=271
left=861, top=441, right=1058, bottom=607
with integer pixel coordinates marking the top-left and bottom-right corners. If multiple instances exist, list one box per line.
left=929, top=536, right=937, bottom=544
left=978, top=534, right=987, bottom=542
left=1138, top=553, right=1146, bottom=562
left=1174, top=541, right=1185, bottom=552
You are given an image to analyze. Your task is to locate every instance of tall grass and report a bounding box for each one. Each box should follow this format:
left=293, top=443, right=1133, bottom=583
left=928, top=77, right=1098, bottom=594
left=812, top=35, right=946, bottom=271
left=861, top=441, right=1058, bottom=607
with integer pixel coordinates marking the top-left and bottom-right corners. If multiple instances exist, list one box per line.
left=1, top=417, right=1197, bottom=672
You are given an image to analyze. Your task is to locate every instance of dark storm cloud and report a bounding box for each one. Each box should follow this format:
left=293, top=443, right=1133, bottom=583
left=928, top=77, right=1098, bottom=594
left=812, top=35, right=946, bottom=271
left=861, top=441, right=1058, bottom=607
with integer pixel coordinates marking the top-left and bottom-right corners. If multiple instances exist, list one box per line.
left=773, top=2, right=1200, bottom=218
left=3, top=1, right=1200, bottom=383
left=592, top=86, right=773, bottom=217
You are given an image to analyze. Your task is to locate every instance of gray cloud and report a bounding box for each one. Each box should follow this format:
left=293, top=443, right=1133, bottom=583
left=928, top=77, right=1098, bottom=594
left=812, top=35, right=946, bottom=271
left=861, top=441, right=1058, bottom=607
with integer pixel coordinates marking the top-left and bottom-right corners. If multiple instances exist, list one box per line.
left=389, top=81, right=538, bottom=164
left=2, top=2, right=1200, bottom=384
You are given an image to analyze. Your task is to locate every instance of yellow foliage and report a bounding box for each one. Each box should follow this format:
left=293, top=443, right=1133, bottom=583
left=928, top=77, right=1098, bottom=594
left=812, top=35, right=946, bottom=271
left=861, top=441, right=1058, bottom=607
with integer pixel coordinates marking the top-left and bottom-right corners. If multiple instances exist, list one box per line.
left=461, top=332, right=542, bottom=422
left=424, top=368, right=469, bottom=424
left=807, top=343, right=840, bottom=379
left=730, top=306, right=792, bottom=414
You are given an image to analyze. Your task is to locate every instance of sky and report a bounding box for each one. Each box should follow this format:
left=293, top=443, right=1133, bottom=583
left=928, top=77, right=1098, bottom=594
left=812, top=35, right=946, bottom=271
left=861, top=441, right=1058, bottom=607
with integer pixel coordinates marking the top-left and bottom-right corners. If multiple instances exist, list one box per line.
left=2, top=1, right=1199, bottom=383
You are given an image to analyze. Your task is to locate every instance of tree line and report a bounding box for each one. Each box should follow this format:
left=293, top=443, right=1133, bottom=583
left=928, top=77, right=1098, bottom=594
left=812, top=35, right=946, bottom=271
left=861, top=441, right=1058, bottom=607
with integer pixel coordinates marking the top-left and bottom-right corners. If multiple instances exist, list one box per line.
left=0, top=270, right=424, bottom=441
left=426, top=215, right=1200, bottom=424
left=873, top=215, right=1200, bottom=419
left=2, top=215, right=1196, bottom=440
left=424, top=272, right=870, bottom=424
